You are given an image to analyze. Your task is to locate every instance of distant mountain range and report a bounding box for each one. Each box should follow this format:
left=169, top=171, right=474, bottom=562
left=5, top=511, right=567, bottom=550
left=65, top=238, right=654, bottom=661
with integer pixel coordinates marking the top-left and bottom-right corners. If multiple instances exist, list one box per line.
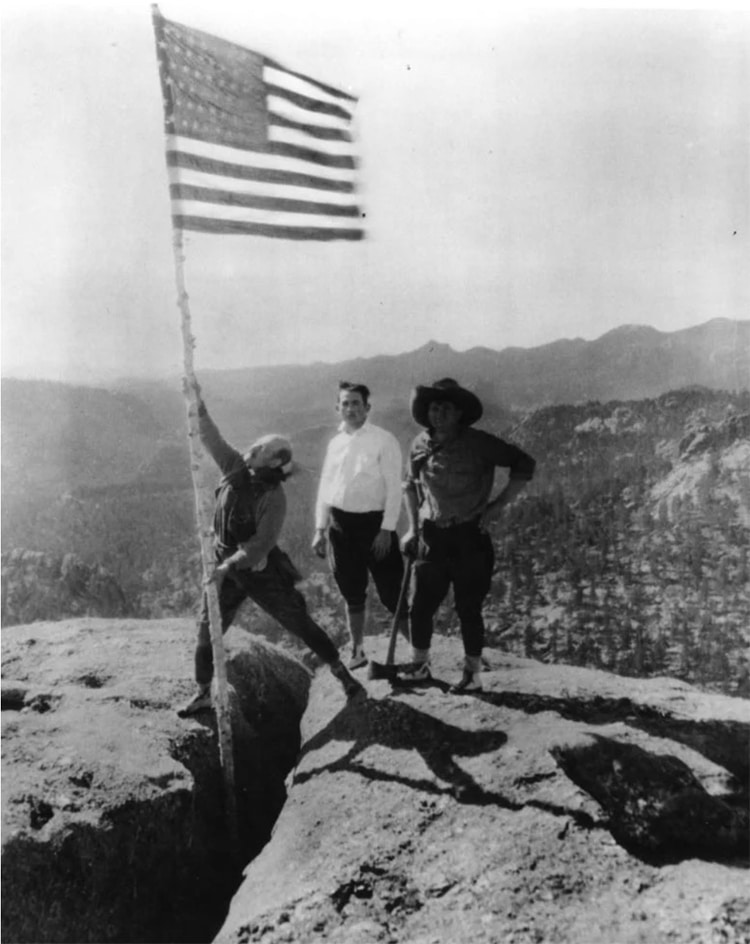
left=122, top=316, right=749, bottom=442
left=2, top=318, right=748, bottom=502
left=200, top=317, right=749, bottom=409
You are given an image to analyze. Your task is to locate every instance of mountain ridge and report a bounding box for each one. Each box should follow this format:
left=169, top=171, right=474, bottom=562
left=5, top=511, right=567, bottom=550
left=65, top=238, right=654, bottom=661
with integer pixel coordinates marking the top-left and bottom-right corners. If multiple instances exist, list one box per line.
left=108, top=317, right=748, bottom=447
left=189, top=316, right=750, bottom=407
left=2, top=317, right=745, bottom=391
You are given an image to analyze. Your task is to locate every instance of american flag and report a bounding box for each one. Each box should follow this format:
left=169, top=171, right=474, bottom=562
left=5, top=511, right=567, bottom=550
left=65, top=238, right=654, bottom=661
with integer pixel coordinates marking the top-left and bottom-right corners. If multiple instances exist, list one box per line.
left=152, top=10, right=364, bottom=241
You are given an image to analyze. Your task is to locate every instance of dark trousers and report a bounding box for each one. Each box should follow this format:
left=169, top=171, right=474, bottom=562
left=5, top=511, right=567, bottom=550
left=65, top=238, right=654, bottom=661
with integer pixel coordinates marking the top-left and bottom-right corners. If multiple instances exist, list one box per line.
left=195, top=552, right=339, bottom=686
left=409, top=519, right=495, bottom=658
left=328, top=508, right=406, bottom=616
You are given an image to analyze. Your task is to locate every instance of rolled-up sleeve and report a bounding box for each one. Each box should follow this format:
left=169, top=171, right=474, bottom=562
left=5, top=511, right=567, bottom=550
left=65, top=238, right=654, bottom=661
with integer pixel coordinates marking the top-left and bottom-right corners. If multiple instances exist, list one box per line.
left=483, top=431, right=536, bottom=481
left=405, top=434, right=429, bottom=489
left=504, top=444, right=536, bottom=481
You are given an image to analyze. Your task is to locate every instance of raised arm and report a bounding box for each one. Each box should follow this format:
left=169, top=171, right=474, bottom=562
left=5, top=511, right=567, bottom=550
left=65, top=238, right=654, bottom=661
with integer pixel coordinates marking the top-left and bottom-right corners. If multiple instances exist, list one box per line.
left=194, top=395, right=243, bottom=476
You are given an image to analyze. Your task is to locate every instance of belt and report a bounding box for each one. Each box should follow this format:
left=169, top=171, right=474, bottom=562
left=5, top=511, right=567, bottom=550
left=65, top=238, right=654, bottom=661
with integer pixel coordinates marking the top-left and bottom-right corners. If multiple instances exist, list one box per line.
left=423, top=515, right=481, bottom=531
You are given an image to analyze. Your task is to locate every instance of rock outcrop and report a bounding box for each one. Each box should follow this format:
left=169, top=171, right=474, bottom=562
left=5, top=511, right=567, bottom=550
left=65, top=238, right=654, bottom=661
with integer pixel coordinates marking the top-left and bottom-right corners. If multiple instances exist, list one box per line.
left=217, top=637, right=749, bottom=944
left=678, top=412, right=750, bottom=460
left=2, top=622, right=749, bottom=944
left=1, top=618, right=312, bottom=944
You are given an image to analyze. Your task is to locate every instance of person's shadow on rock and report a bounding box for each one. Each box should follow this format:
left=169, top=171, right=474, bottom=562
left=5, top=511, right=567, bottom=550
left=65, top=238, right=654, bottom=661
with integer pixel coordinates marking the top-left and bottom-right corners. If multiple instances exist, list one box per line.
left=293, top=696, right=508, bottom=805
left=472, top=690, right=750, bottom=788
left=552, top=734, right=750, bottom=865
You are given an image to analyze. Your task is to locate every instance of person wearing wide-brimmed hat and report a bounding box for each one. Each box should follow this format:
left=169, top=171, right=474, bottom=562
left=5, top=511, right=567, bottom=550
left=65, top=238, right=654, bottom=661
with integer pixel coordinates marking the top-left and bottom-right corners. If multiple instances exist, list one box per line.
left=178, top=377, right=364, bottom=717
left=400, top=378, right=535, bottom=692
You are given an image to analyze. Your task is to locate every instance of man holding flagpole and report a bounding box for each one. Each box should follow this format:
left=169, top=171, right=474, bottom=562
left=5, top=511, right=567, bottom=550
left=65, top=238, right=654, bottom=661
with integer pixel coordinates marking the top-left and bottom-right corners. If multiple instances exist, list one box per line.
left=178, top=379, right=365, bottom=717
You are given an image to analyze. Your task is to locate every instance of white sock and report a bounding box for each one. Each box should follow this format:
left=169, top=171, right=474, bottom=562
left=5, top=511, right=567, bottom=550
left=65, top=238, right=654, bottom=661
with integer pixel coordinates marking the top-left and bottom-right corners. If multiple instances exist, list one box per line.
left=411, top=647, right=430, bottom=665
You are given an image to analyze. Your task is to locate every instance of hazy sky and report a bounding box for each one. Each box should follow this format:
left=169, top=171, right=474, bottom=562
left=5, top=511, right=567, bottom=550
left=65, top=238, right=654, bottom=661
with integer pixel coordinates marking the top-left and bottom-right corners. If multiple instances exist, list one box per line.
left=2, top=2, right=748, bottom=383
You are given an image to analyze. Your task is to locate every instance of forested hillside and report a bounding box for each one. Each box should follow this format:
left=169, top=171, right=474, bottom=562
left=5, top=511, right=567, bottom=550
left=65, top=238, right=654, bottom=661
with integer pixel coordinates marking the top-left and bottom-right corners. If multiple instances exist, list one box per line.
left=0, top=378, right=174, bottom=497
left=487, top=389, right=750, bottom=697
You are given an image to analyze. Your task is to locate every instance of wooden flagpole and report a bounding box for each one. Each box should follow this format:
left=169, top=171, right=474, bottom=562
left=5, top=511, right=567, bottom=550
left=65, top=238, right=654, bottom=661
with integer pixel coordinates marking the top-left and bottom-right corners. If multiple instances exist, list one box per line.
left=171, top=228, right=239, bottom=853
left=152, top=4, right=239, bottom=857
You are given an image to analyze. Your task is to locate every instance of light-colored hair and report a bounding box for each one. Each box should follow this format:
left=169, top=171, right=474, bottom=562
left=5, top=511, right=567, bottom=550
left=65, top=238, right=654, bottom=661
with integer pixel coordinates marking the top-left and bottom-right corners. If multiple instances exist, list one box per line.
left=244, top=434, right=293, bottom=475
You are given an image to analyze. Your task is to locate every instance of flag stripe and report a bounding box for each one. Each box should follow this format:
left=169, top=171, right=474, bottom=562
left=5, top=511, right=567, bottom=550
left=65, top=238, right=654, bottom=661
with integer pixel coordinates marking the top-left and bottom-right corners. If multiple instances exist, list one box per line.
left=268, top=105, right=352, bottom=140
left=264, top=82, right=353, bottom=123
left=174, top=215, right=364, bottom=240
left=268, top=125, right=354, bottom=155
left=172, top=166, right=359, bottom=204
left=169, top=132, right=357, bottom=174
left=265, top=139, right=355, bottom=170
left=267, top=93, right=352, bottom=131
left=171, top=183, right=362, bottom=218
left=264, top=61, right=357, bottom=105
left=167, top=142, right=354, bottom=193
left=167, top=136, right=357, bottom=184
left=167, top=148, right=356, bottom=195
left=173, top=198, right=360, bottom=227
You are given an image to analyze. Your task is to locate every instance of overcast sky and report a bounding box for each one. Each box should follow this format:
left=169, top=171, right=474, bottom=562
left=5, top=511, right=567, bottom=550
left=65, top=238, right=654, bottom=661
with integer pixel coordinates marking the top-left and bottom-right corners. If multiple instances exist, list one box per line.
left=2, top=2, right=748, bottom=383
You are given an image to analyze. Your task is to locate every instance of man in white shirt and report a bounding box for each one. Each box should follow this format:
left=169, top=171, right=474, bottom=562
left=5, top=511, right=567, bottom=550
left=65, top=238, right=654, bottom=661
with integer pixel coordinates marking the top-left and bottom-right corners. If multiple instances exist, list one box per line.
left=312, top=381, right=407, bottom=668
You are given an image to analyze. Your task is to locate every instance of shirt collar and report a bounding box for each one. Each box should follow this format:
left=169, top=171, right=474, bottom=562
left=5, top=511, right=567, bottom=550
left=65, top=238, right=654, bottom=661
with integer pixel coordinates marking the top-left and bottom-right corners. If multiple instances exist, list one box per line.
left=338, top=419, right=370, bottom=435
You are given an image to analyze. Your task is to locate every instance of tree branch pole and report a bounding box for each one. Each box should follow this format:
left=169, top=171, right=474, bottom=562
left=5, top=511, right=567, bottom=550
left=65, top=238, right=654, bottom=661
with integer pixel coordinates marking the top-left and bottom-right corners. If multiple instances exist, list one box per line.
left=171, top=227, right=240, bottom=856
left=152, top=2, right=238, bottom=858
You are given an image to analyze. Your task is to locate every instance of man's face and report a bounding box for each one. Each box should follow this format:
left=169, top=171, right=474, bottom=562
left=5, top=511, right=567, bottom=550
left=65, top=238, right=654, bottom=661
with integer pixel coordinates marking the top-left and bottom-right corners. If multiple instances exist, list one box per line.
left=428, top=399, right=462, bottom=433
left=337, top=390, right=369, bottom=430
left=244, top=442, right=277, bottom=470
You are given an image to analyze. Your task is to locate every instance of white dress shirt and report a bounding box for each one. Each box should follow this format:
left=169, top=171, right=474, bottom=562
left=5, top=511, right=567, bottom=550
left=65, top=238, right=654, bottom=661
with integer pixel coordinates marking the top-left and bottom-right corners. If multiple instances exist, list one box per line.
left=315, top=421, right=403, bottom=531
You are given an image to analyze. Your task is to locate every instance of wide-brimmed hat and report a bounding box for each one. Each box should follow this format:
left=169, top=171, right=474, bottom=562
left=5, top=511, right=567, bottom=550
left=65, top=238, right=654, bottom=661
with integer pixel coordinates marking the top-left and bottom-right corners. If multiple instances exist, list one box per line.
left=410, top=378, right=483, bottom=428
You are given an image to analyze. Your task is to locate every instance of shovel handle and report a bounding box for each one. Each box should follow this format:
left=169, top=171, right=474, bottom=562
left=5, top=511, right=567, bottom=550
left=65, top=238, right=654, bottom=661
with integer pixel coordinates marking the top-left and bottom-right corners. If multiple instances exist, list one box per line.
left=385, top=557, right=413, bottom=665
